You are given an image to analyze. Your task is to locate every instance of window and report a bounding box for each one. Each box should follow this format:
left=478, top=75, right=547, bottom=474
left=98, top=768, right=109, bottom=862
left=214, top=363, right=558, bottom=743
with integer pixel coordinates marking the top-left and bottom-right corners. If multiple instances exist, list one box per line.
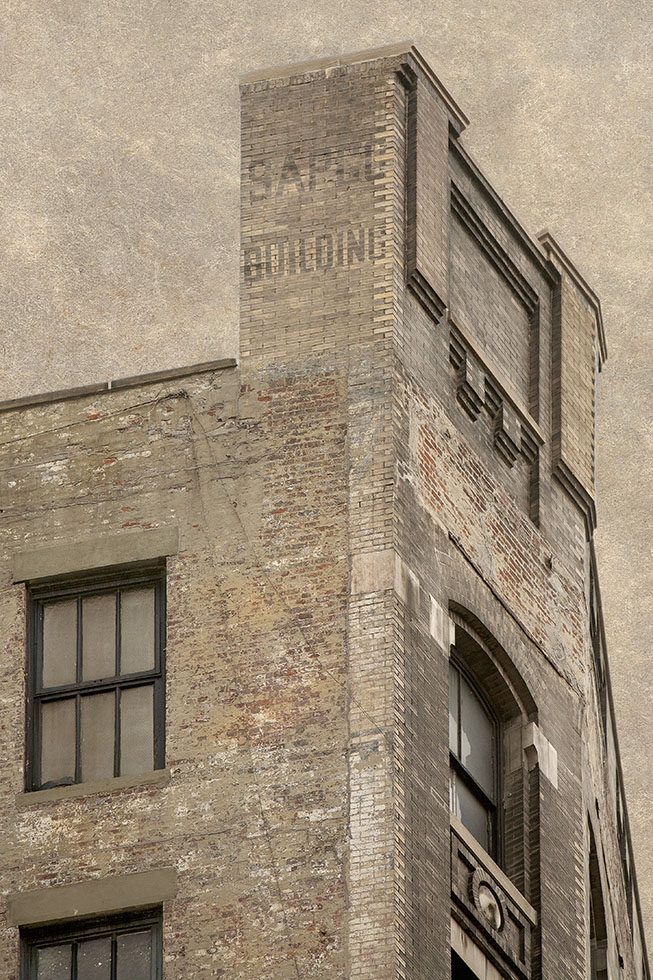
left=451, top=950, right=480, bottom=978
left=449, top=659, right=498, bottom=857
left=589, top=823, right=608, bottom=980
left=22, top=910, right=162, bottom=979
left=27, top=568, right=165, bottom=791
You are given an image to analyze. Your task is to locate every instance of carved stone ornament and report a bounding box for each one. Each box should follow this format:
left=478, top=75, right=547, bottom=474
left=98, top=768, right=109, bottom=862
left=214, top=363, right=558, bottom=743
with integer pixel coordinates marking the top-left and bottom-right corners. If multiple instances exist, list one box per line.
left=470, top=867, right=505, bottom=932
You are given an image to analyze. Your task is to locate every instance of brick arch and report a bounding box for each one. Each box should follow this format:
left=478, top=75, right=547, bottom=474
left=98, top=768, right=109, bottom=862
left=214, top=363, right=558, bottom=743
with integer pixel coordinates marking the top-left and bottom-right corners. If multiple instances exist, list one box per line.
left=448, top=601, right=541, bottom=903
left=449, top=602, right=538, bottom=723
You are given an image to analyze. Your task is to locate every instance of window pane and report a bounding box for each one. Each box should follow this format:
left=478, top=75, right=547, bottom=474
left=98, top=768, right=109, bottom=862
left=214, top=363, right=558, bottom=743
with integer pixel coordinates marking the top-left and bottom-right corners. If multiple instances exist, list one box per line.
left=120, top=685, right=154, bottom=775
left=460, top=675, right=495, bottom=799
left=82, top=594, right=116, bottom=680
left=42, top=600, right=77, bottom=688
left=81, top=692, right=115, bottom=782
left=37, top=943, right=71, bottom=979
left=120, top=588, right=156, bottom=675
left=450, top=768, right=492, bottom=853
left=41, top=699, right=76, bottom=785
left=116, top=930, right=152, bottom=980
left=449, top=664, right=459, bottom=754
left=77, top=938, right=112, bottom=980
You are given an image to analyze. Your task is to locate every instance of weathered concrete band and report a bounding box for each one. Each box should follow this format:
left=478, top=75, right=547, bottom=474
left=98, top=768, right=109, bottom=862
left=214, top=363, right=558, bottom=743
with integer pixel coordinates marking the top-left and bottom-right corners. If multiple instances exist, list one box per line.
left=12, top=525, right=179, bottom=583
left=7, top=867, right=177, bottom=927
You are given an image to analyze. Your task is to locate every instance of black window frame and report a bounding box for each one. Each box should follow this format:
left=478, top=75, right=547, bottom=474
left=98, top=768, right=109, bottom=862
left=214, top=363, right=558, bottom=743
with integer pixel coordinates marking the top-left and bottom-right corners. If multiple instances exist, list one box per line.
left=21, top=907, right=163, bottom=980
left=449, top=654, right=501, bottom=861
left=26, top=564, right=166, bottom=792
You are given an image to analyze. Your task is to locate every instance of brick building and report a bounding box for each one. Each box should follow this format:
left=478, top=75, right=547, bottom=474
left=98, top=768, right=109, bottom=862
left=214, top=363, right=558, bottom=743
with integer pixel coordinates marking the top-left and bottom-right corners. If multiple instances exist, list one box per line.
left=0, top=44, right=648, bottom=979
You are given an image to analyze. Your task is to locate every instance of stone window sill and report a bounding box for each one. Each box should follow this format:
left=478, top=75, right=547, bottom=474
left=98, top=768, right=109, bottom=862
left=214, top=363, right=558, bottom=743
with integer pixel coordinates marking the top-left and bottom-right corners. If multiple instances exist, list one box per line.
left=15, top=769, right=171, bottom=808
left=450, top=812, right=537, bottom=926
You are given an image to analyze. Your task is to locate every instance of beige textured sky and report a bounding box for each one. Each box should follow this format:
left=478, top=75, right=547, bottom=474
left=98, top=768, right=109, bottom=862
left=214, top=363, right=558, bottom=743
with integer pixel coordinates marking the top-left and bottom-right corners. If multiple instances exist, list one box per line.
left=1, top=0, right=651, bottom=939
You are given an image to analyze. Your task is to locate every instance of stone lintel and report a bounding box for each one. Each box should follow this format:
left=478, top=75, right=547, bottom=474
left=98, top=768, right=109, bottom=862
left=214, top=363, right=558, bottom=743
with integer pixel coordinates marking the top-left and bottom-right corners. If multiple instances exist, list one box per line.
left=12, top=526, right=179, bottom=583
left=451, top=917, right=506, bottom=980
left=7, top=867, right=178, bottom=927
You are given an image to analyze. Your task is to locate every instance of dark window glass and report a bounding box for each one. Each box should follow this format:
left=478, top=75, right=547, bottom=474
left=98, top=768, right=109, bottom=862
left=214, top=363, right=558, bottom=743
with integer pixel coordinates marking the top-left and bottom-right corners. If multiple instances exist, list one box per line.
left=460, top=674, right=495, bottom=799
left=80, top=692, right=115, bottom=782
left=450, top=769, right=492, bottom=854
left=24, top=913, right=160, bottom=980
left=27, top=570, right=165, bottom=791
left=77, top=937, right=111, bottom=980
left=81, top=594, right=116, bottom=681
left=451, top=950, right=480, bottom=979
left=42, top=600, right=77, bottom=688
left=40, top=699, right=76, bottom=785
left=120, top=685, right=155, bottom=776
left=116, top=931, right=152, bottom=980
left=36, top=944, right=70, bottom=980
left=449, top=659, right=498, bottom=856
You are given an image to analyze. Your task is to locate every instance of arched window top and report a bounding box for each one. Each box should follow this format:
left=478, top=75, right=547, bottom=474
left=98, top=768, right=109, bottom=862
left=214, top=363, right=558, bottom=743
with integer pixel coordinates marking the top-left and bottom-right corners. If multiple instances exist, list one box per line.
left=448, top=608, right=538, bottom=866
left=449, top=605, right=538, bottom=723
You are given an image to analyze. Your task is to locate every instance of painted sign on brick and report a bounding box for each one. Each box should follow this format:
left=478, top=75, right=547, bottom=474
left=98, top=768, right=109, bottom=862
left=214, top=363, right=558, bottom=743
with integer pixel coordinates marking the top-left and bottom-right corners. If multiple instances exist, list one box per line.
left=243, top=225, right=380, bottom=284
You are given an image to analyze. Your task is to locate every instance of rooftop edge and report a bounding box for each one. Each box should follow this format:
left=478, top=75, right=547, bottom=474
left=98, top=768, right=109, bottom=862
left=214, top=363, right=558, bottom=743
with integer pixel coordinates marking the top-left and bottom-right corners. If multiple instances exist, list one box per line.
left=0, top=358, right=238, bottom=415
left=239, top=41, right=470, bottom=134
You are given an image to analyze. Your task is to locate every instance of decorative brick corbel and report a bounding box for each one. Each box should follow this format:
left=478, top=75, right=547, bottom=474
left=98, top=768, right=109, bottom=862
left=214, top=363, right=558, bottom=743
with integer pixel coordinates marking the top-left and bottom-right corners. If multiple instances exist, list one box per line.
left=494, top=401, right=521, bottom=467
left=456, top=352, right=485, bottom=421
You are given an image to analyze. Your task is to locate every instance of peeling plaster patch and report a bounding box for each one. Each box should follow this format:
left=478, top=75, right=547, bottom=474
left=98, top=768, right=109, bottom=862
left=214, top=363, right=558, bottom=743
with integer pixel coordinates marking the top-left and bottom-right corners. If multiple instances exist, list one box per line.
left=297, top=807, right=342, bottom=822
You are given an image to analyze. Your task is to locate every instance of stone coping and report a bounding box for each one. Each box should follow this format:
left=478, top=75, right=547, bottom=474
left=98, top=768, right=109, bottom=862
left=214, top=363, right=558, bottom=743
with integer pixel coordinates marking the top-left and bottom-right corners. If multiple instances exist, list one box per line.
left=0, top=357, right=237, bottom=414
left=240, top=42, right=469, bottom=134
left=537, top=230, right=606, bottom=364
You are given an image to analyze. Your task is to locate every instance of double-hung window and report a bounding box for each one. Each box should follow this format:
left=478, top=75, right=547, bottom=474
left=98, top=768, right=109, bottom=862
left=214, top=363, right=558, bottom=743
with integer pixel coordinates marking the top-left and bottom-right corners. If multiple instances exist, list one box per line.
left=448, top=659, right=498, bottom=857
left=22, top=910, right=162, bottom=979
left=27, top=568, right=165, bottom=791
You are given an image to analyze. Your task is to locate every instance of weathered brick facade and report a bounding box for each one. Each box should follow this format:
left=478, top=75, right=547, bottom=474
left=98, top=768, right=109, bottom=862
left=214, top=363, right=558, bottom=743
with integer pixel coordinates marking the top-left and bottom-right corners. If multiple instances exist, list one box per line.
left=0, top=44, right=648, bottom=979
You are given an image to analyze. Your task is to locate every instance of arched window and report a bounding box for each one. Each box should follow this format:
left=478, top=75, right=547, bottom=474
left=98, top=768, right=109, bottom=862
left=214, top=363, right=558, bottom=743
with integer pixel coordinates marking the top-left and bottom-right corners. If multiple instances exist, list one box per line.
left=447, top=608, right=539, bottom=887
left=449, top=659, right=498, bottom=857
